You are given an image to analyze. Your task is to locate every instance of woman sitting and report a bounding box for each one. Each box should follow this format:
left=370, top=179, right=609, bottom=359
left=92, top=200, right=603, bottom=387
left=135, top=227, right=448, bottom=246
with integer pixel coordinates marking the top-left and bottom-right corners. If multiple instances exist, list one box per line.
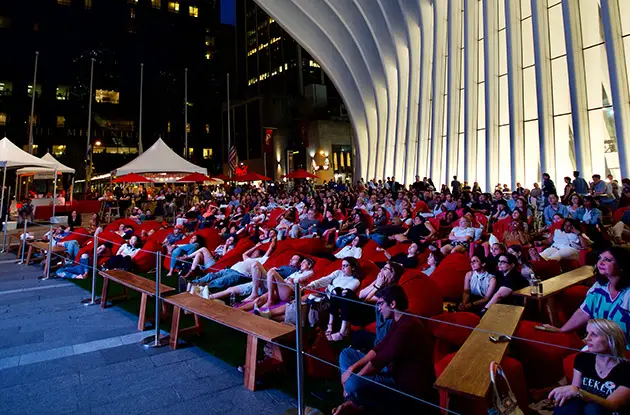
left=543, top=247, right=630, bottom=343
left=530, top=219, right=588, bottom=262
left=334, top=235, right=364, bottom=259
left=389, top=214, right=437, bottom=247
left=503, top=219, right=530, bottom=246
left=87, top=213, right=103, bottom=236
left=166, top=234, right=205, bottom=277
left=440, top=217, right=475, bottom=255
left=336, top=211, right=367, bottom=248
left=548, top=319, right=630, bottom=414
left=181, top=235, right=236, bottom=278
left=422, top=249, right=444, bottom=276
left=567, top=194, right=583, bottom=219
left=250, top=257, right=315, bottom=310
left=104, top=235, right=142, bottom=271
left=507, top=245, right=535, bottom=279
left=305, top=257, right=362, bottom=341
left=67, top=210, right=81, bottom=231
left=480, top=253, right=528, bottom=313
left=459, top=256, right=497, bottom=312
left=376, top=243, right=421, bottom=269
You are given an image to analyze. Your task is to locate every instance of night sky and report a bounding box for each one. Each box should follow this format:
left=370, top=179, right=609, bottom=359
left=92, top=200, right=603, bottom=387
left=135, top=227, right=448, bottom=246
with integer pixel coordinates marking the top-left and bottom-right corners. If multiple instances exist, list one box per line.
left=221, top=0, right=236, bottom=25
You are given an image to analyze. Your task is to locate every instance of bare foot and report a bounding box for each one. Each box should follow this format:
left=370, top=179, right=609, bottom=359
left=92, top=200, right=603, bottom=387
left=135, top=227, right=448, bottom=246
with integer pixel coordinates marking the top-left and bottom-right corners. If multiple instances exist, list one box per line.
left=332, top=400, right=361, bottom=415
left=260, top=301, right=274, bottom=310
left=166, top=271, right=173, bottom=277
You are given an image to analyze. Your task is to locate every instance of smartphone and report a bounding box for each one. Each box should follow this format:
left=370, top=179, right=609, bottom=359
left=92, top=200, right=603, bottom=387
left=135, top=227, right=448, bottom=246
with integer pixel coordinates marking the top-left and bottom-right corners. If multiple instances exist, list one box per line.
left=489, top=335, right=512, bottom=343
left=535, top=325, right=558, bottom=332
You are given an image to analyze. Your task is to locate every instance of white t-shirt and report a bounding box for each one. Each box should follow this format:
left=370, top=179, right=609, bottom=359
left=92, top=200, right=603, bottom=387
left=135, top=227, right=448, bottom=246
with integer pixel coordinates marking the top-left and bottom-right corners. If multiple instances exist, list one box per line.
left=307, top=269, right=360, bottom=292
left=286, top=270, right=314, bottom=285
left=552, top=229, right=581, bottom=250
left=230, top=255, right=269, bottom=275
left=452, top=226, right=475, bottom=240
left=334, top=246, right=363, bottom=259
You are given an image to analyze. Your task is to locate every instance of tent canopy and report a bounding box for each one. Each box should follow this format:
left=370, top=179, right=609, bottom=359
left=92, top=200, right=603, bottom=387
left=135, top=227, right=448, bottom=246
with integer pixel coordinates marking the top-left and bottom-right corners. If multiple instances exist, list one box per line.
left=16, top=153, right=76, bottom=175
left=112, top=173, right=153, bottom=183
left=282, top=169, right=318, bottom=179
left=177, top=172, right=217, bottom=183
left=0, top=137, right=56, bottom=169
left=115, top=138, right=207, bottom=176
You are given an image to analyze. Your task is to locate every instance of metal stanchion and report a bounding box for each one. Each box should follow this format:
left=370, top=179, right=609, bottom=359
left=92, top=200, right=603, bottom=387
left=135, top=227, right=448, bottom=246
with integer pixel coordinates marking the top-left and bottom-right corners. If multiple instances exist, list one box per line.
left=2, top=213, right=8, bottom=253
left=295, top=282, right=305, bottom=415
left=81, top=233, right=101, bottom=305
left=18, top=219, right=27, bottom=264
left=44, top=222, right=53, bottom=279
left=142, top=251, right=167, bottom=348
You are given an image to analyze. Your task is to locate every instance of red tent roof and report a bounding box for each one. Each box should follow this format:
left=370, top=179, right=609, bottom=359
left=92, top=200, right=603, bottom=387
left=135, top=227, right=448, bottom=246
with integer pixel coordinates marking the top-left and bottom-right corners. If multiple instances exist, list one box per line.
left=213, top=174, right=233, bottom=181
left=112, top=173, right=153, bottom=183
left=282, top=169, right=319, bottom=179
left=177, top=172, right=215, bottom=183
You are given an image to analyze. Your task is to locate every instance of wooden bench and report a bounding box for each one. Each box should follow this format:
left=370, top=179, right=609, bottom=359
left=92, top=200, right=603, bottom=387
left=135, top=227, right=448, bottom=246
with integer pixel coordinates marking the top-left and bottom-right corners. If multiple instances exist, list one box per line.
left=163, top=292, right=295, bottom=391
left=512, top=265, right=594, bottom=325
left=99, top=270, right=175, bottom=331
left=25, top=241, right=67, bottom=276
left=434, top=304, right=524, bottom=406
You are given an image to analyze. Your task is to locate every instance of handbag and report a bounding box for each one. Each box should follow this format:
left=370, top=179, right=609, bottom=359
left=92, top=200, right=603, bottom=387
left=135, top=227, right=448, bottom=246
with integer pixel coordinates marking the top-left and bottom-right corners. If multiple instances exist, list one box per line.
left=488, top=361, right=524, bottom=415
left=284, top=299, right=308, bottom=327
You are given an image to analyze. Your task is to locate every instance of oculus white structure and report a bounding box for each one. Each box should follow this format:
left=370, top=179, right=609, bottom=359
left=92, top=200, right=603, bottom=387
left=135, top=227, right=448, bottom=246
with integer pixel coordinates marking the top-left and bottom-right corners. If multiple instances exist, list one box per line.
left=255, top=0, right=630, bottom=191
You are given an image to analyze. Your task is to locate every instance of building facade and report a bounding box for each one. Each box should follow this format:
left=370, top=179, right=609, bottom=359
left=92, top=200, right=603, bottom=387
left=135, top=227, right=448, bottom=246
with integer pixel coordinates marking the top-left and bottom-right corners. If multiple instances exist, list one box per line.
left=255, top=0, right=630, bottom=190
left=0, top=0, right=232, bottom=177
left=229, top=0, right=354, bottom=181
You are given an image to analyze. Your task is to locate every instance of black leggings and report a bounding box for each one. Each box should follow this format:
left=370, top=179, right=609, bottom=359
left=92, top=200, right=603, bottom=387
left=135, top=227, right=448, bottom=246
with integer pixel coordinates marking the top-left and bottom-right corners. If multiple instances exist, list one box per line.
left=328, top=288, right=374, bottom=327
left=105, top=255, right=134, bottom=271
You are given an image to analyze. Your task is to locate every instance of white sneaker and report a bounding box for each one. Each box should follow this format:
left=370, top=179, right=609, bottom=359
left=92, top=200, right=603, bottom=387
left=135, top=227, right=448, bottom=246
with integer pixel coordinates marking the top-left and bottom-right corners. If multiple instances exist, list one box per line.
left=201, top=286, right=210, bottom=299
left=186, top=282, right=192, bottom=292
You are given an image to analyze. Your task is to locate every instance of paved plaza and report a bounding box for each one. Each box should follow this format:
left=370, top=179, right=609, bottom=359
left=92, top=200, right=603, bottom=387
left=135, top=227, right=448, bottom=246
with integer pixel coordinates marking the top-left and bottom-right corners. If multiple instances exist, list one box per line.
left=0, top=253, right=297, bottom=415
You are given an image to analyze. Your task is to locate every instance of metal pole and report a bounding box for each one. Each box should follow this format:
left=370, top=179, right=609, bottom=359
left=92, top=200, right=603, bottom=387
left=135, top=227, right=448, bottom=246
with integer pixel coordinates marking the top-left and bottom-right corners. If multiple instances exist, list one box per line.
left=294, top=282, right=305, bottom=415
left=2, top=186, right=10, bottom=252
left=138, top=63, right=144, bottom=154
left=184, top=68, right=188, bottom=159
left=19, top=217, right=27, bottom=264
left=263, top=153, right=267, bottom=179
left=0, top=166, right=6, bottom=255
left=85, top=58, right=95, bottom=188
left=142, top=251, right=166, bottom=347
left=28, top=51, right=39, bottom=155
left=45, top=169, right=58, bottom=279
left=227, top=73, right=231, bottom=152
left=81, top=233, right=101, bottom=305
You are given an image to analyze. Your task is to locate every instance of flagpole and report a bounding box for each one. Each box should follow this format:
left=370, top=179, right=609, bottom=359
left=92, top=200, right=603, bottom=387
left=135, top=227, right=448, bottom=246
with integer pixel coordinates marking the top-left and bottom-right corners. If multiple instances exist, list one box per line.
left=85, top=57, right=95, bottom=191
left=28, top=51, right=39, bottom=155
left=184, top=68, right=188, bottom=159
left=138, top=63, right=144, bottom=154
left=227, top=73, right=231, bottom=175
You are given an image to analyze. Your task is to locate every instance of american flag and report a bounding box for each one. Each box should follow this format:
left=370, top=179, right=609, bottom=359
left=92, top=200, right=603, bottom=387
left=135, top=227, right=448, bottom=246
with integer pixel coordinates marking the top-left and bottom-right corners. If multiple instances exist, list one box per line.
left=228, top=145, right=238, bottom=176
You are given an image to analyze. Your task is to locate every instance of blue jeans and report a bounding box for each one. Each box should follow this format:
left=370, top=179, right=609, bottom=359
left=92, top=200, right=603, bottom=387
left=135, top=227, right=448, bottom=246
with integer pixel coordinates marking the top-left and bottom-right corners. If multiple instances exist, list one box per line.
left=56, top=255, right=90, bottom=279
left=336, top=233, right=356, bottom=249
left=193, top=268, right=246, bottom=290
left=170, top=244, right=196, bottom=271
left=368, top=233, right=387, bottom=247
left=554, top=399, right=610, bottom=415
left=62, top=240, right=80, bottom=261
left=339, top=348, right=396, bottom=410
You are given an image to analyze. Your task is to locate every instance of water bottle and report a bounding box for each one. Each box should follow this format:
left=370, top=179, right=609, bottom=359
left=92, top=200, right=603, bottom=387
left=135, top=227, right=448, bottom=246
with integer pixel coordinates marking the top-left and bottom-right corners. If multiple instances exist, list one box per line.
left=529, top=273, right=539, bottom=296
left=229, top=291, right=236, bottom=307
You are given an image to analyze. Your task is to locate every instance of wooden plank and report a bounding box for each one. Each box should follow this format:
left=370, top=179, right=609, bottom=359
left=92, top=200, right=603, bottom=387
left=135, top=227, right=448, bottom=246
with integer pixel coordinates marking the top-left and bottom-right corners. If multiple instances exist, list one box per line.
left=29, top=241, right=65, bottom=252
left=244, top=335, right=259, bottom=391
left=434, top=304, right=524, bottom=399
left=98, top=270, right=175, bottom=297
left=162, top=292, right=295, bottom=342
left=512, top=265, right=594, bottom=299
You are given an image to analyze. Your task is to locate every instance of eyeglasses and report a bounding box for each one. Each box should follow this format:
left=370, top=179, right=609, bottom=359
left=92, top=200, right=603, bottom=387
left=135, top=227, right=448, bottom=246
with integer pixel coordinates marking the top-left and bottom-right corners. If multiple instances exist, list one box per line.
left=376, top=300, right=386, bottom=307
left=598, top=256, right=614, bottom=263
left=341, top=263, right=350, bottom=268
left=498, top=260, right=509, bottom=264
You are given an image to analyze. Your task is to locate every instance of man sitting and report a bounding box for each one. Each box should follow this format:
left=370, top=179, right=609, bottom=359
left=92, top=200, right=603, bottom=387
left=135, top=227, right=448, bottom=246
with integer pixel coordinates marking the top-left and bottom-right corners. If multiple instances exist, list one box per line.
left=334, top=285, right=439, bottom=414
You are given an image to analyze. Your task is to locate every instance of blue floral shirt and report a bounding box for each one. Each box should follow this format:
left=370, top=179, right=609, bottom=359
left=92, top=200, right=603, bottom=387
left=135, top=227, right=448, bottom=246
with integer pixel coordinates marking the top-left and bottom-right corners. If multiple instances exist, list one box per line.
left=581, top=281, right=630, bottom=344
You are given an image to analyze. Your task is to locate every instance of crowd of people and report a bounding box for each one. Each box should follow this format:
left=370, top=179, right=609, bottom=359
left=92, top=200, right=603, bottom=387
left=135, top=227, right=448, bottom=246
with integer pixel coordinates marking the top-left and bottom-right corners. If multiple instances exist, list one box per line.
left=35, top=170, right=630, bottom=414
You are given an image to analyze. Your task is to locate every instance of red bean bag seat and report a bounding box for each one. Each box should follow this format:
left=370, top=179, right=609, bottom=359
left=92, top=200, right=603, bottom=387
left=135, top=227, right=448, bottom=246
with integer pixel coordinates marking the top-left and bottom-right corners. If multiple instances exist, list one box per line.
left=266, top=208, right=285, bottom=228
left=427, top=312, right=480, bottom=362
left=400, top=275, right=443, bottom=318
left=554, top=285, right=590, bottom=327
left=139, top=220, right=162, bottom=234
left=430, top=252, right=471, bottom=302
left=357, top=259, right=381, bottom=289
left=529, top=260, right=562, bottom=280
left=162, top=228, right=224, bottom=269
left=103, top=218, right=140, bottom=234
left=208, top=237, right=255, bottom=271
left=75, top=231, right=125, bottom=265
left=133, top=238, right=161, bottom=273
left=434, top=354, right=528, bottom=414
left=59, top=227, right=91, bottom=246
left=512, top=320, right=583, bottom=388
left=261, top=238, right=328, bottom=257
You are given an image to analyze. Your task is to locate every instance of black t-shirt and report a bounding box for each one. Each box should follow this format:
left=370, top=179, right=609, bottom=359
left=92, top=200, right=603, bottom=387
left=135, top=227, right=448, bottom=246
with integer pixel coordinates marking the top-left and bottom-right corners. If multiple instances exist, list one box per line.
left=472, top=201, right=492, bottom=213
left=575, top=352, right=630, bottom=402
left=391, top=253, right=419, bottom=269
left=496, top=269, right=528, bottom=305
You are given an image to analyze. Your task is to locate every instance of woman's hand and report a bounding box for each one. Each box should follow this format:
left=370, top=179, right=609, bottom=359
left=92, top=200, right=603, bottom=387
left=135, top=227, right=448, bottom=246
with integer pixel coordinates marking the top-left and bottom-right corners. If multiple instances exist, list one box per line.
left=458, top=302, right=472, bottom=311
left=376, top=247, right=384, bottom=252
left=548, top=385, right=579, bottom=407
left=541, top=324, right=560, bottom=333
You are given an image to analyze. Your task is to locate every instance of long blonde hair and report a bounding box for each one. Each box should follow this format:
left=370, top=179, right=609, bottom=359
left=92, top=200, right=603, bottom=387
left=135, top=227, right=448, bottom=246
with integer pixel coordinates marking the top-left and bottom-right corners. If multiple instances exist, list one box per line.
left=587, top=319, right=627, bottom=362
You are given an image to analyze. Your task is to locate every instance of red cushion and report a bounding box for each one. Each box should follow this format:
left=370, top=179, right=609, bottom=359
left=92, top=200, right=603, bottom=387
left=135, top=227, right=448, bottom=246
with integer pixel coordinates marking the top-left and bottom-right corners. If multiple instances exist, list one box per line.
left=162, top=228, right=224, bottom=269
left=103, top=218, right=140, bottom=234
left=261, top=238, right=328, bottom=257
left=427, top=312, right=480, bottom=347
left=59, top=227, right=91, bottom=246
left=266, top=208, right=285, bottom=228
left=430, top=252, right=471, bottom=301
left=209, top=238, right=256, bottom=271
left=399, top=275, right=443, bottom=318
left=554, top=285, right=589, bottom=327
left=139, top=220, right=162, bottom=233
left=530, top=260, right=562, bottom=280
left=512, top=320, right=583, bottom=388
left=357, top=259, right=381, bottom=290
left=133, top=238, right=161, bottom=273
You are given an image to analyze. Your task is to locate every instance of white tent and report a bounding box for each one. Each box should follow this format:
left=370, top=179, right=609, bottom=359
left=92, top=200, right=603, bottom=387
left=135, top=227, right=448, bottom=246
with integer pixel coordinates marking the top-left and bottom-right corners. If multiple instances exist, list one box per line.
left=16, top=153, right=76, bottom=175
left=115, top=138, right=207, bottom=176
left=0, top=137, right=56, bottom=169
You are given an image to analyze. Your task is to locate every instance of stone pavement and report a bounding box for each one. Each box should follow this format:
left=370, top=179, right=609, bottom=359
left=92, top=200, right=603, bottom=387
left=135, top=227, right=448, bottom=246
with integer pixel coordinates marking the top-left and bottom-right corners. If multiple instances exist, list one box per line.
left=0, top=253, right=297, bottom=414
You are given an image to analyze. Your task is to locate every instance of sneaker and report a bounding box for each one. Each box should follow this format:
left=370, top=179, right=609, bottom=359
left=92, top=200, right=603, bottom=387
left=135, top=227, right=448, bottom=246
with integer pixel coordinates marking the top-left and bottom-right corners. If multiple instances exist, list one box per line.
left=201, top=286, right=210, bottom=299
left=186, top=282, right=192, bottom=292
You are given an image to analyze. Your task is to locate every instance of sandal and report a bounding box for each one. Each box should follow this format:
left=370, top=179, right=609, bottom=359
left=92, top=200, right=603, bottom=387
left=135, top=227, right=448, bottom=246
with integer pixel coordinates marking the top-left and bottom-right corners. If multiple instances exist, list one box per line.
left=327, top=331, right=348, bottom=342
left=325, top=324, right=334, bottom=336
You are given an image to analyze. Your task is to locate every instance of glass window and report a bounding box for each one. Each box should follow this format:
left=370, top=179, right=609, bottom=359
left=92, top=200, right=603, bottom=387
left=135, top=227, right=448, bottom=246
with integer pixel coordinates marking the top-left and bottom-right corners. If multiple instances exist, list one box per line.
left=0, top=81, right=12, bottom=96
left=205, top=124, right=210, bottom=134
left=0, top=113, right=6, bottom=126
left=524, top=120, right=540, bottom=185
left=56, top=116, right=65, bottom=128
left=168, top=2, right=179, bottom=12
left=27, top=84, right=42, bottom=98
left=188, top=148, right=194, bottom=156
left=189, top=6, right=198, bottom=17
left=477, top=83, right=485, bottom=129
left=203, top=148, right=213, bottom=159
left=57, top=0, right=71, bottom=5
left=620, top=0, right=630, bottom=36
left=554, top=114, right=574, bottom=174
left=579, top=0, right=603, bottom=48
left=551, top=58, right=571, bottom=115
left=521, top=0, right=532, bottom=19
left=85, top=0, right=92, bottom=9
left=499, top=125, right=511, bottom=184
left=56, top=86, right=69, bottom=100
left=23, top=144, right=38, bottom=152
left=151, top=0, right=161, bottom=9
left=548, top=5, right=566, bottom=59
left=95, top=90, right=119, bottom=104
left=167, top=121, right=171, bottom=133
left=52, top=145, right=66, bottom=156
left=521, top=17, right=535, bottom=67
left=186, top=123, right=191, bottom=133
left=499, top=75, right=509, bottom=125
left=523, top=67, right=538, bottom=121
left=583, top=45, right=611, bottom=110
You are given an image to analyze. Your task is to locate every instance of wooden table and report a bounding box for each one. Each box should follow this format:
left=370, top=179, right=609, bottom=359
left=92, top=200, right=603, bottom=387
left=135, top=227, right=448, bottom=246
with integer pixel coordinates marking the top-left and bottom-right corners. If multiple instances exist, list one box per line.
left=434, top=304, right=524, bottom=403
left=25, top=241, right=67, bottom=277
left=99, top=270, right=175, bottom=331
left=163, top=292, right=295, bottom=391
left=512, top=265, right=594, bottom=325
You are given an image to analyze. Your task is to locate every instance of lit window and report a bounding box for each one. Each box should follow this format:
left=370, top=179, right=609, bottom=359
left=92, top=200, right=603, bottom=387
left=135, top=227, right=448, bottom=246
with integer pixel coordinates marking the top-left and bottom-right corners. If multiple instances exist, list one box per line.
left=0, top=81, right=12, bottom=96
left=23, top=144, right=38, bottom=152
left=205, top=53, right=211, bottom=60
left=95, top=90, right=119, bottom=104
left=203, top=148, right=213, bottom=159
left=56, top=86, right=69, bottom=100
left=0, top=113, right=6, bottom=126
left=85, top=0, right=92, bottom=9
left=27, top=84, right=42, bottom=98
left=92, top=145, right=104, bottom=154
left=128, top=0, right=138, bottom=3
left=57, top=0, right=71, bottom=5
left=189, top=6, right=198, bottom=17
left=205, top=124, right=210, bottom=134
left=52, top=145, right=66, bottom=156
left=130, top=8, right=135, bottom=18
left=186, top=123, right=191, bottom=133
left=167, top=121, right=171, bottom=132
left=56, top=116, right=65, bottom=128
left=151, top=0, right=160, bottom=9
left=188, top=148, right=194, bottom=156
left=168, top=2, right=179, bottom=12
left=0, top=16, right=11, bottom=29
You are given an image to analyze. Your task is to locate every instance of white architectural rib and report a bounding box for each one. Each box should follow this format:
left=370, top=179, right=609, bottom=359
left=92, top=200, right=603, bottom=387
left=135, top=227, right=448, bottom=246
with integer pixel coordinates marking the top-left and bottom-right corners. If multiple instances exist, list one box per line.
left=416, top=0, right=434, bottom=179
left=430, top=0, right=448, bottom=185
left=446, top=0, right=464, bottom=182
left=464, top=0, right=480, bottom=183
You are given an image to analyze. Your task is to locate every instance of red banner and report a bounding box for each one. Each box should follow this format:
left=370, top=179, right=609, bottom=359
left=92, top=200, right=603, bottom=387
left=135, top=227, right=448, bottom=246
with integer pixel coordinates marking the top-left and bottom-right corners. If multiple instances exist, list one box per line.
left=264, top=128, right=274, bottom=152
